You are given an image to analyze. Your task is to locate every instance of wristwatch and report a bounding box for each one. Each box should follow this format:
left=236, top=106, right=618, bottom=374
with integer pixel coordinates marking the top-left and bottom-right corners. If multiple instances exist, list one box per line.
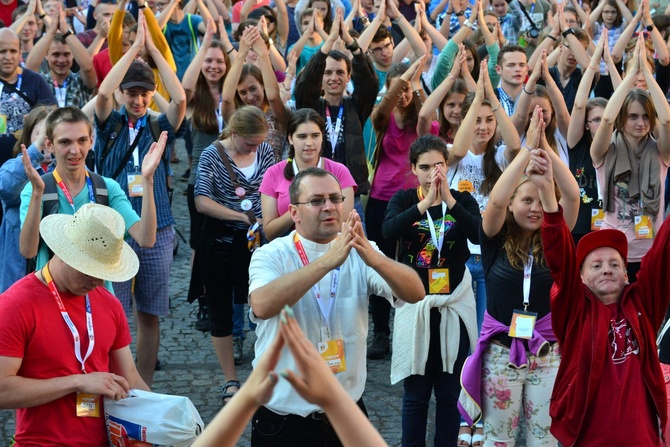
left=463, top=18, right=474, bottom=29
left=62, top=29, right=73, bottom=39
left=646, top=23, right=655, bottom=32
left=561, top=27, right=576, bottom=38
left=454, top=10, right=464, bottom=16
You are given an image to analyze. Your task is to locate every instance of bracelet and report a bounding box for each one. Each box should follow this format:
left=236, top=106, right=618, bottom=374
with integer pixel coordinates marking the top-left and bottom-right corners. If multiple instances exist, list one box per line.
left=454, top=10, right=464, bottom=16
left=62, top=30, right=73, bottom=39
left=588, top=65, right=599, bottom=70
left=413, top=89, right=422, bottom=96
left=226, top=47, right=234, bottom=54
left=392, top=16, right=403, bottom=25
left=523, top=85, right=535, bottom=95
left=138, top=3, right=147, bottom=8
left=448, top=73, right=458, bottom=80
left=546, top=34, right=557, bottom=41
left=38, top=12, right=46, bottom=18
left=284, top=72, right=295, bottom=79
left=490, top=104, right=500, bottom=112
left=463, top=18, right=474, bottom=29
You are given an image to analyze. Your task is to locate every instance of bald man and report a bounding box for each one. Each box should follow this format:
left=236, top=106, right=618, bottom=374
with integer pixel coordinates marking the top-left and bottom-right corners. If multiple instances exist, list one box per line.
left=0, top=29, right=56, bottom=168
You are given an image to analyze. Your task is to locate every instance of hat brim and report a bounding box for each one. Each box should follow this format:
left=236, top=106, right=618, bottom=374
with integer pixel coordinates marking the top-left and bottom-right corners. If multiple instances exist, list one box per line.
left=40, top=214, right=140, bottom=282
left=120, top=81, right=156, bottom=92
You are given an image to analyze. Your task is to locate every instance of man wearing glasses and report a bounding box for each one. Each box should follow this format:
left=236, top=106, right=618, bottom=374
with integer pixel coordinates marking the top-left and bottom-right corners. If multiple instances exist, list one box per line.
left=248, top=167, right=424, bottom=446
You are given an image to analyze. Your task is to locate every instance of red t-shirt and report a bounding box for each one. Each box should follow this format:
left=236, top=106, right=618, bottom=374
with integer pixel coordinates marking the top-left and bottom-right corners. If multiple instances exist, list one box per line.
left=0, top=274, right=132, bottom=446
left=577, top=303, right=660, bottom=446
left=93, top=48, right=113, bottom=87
left=0, top=0, right=17, bottom=26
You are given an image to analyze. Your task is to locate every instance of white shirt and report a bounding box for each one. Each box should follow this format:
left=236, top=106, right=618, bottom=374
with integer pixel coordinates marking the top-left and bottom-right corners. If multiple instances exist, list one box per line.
left=249, top=231, right=402, bottom=416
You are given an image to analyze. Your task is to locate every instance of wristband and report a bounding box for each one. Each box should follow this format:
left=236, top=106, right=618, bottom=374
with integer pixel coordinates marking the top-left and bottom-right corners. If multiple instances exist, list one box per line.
left=62, top=30, right=73, bottom=39
left=490, top=104, right=500, bottom=112
left=523, top=85, right=535, bottom=95
left=38, top=12, right=46, bottom=18
left=138, top=3, right=147, bottom=8
left=454, top=10, right=464, bottom=16
left=463, top=18, right=474, bottom=29
left=546, top=34, right=557, bottom=41
left=392, top=16, right=403, bottom=25
left=345, top=38, right=360, bottom=52
left=226, top=47, right=235, bottom=54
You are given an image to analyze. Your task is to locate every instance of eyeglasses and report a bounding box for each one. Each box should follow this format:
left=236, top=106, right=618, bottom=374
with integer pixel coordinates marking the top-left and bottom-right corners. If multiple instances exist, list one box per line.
left=292, top=195, right=346, bottom=206
left=369, top=42, right=393, bottom=56
left=587, top=117, right=602, bottom=124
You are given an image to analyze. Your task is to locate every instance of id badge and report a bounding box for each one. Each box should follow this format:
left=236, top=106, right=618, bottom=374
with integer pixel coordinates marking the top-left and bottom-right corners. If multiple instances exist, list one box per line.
left=76, top=392, right=100, bottom=417
left=508, top=309, right=537, bottom=340
left=0, top=115, right=6, bottom=135
left=428, top=268, right=450, bottom=294
left=591, top=208, right=604, bottom=231
left=127, top=173, right=143, bottom=197
left=458, top=180, right=474, bottom=193
left=318, top=339, right=346, bottom=373
left=635, top=215, right=654, bottom=239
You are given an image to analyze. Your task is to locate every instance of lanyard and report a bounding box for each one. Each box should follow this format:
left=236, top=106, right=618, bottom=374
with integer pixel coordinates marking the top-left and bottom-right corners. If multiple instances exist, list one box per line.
left=523, top=253, right=533, bottom=311
left=53, top=77, right=68, bottom=108
left=417, top=187, right=446, bottom=255
left=0, top=70, right=22, bottom=98
left=52, top=169, right=95, bottom=213
left=216, top=96, right=223, bottom=132
left=292, top=157, right=323, bottom=176
left=42, top=264, right=95, bottom=374
left=294, top=233, right=340, bottom=335
left=325, top=105, right=344, bottom=158
left=128, top=115, right=145, bottom=148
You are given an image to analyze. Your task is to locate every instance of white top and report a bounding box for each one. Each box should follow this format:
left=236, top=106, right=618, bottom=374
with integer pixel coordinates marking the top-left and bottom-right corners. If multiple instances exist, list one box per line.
left=447, top=145, right=508, bottom=255
left=249, top=231, right=403, bottom=416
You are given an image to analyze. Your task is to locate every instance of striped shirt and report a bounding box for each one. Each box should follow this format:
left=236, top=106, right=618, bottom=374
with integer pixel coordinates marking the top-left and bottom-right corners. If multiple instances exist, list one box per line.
left=195, top=142, right=275, bottom=231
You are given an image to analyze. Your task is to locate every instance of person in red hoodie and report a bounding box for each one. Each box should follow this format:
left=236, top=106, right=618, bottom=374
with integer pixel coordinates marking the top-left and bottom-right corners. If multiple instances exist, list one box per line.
left=537, top=146, right=670, bottom=447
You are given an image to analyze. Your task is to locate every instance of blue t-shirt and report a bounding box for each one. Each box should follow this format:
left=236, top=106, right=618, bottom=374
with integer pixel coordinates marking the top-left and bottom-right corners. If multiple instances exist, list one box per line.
left=19, top=175, right=140, bottom=292
left=288, top=41, right=324, bottom=75
left=163, top=14, right=203, bottom=80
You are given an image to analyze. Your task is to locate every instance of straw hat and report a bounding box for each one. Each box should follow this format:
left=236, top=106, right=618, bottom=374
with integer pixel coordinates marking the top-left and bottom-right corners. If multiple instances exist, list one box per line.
left=40, top=203, right=139, bottom=282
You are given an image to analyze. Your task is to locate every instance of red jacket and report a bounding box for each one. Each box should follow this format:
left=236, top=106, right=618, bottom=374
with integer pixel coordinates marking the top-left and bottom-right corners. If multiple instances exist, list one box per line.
left=542, top=208, right=670, bottom=446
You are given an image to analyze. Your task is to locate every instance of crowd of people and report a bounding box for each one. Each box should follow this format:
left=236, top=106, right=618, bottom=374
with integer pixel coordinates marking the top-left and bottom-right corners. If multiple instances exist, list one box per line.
left=2, top=0, right=670, bottom=444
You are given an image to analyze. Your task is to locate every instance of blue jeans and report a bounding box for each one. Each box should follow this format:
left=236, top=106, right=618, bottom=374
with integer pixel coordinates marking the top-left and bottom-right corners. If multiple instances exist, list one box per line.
left=466, top=254, right=486, bottom=333
left=402, top=310, right=470, bottom=447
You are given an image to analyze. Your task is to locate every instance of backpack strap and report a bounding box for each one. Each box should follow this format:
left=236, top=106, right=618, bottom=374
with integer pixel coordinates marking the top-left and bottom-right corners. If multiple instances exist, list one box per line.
left=98, top=119, right=126, bottom=172
left=88, top=171, right=109, bottom=206
left=40, top=173, right=59, bottom=218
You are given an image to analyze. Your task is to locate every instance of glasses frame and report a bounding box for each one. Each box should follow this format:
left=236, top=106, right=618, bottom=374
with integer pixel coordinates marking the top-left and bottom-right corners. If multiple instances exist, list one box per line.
left=292, top=195, right=347, bottom=207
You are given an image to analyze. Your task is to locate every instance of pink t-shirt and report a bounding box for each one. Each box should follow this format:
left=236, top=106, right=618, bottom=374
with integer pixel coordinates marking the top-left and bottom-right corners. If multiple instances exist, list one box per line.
left=370, top=115, right=440, bottom=201
left=259, top=158, right=358, bottom=216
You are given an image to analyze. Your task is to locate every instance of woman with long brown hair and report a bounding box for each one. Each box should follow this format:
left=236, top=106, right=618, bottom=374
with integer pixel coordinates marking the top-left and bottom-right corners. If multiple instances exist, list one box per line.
left=182, top=19, right=231, bottom=331
left=459, top=107, right=580, bottom=446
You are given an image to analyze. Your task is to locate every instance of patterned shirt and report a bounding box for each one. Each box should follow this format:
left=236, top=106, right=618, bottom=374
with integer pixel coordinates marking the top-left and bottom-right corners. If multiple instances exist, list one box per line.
left=496, top=86, right=517, bottom=117
left=499, top=3, right=524, bottom=45
left=94, top=108, right=186, bottom=229
left=42, top=71, right=92, bottom=109
left=194, top=141, right=275, bottom=231
left=436, top=6, right=474, bottom=38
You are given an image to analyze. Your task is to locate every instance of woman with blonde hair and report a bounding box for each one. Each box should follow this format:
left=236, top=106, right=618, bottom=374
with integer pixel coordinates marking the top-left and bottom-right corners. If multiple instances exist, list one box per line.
left=459, top=107, right=580, bottom=446
left=195, top=105, right=275, bottom=403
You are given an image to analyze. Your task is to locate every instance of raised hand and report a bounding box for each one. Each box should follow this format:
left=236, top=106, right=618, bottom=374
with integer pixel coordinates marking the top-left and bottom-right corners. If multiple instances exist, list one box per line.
left=22, top=145, right=45, bottom=193
left=526, top=105, right=544, bottom=149
left=526, top=149, right=553, bottom=191
left=202, top=18, right=216, bottom=49
left=141, top=131, right=168, bottom=178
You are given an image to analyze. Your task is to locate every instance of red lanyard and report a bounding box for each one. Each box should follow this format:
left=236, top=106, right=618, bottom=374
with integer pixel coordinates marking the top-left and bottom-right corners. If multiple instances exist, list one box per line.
left=42, top=264, right=95, bottom=374
left=52, top=170, right=95, bottom=213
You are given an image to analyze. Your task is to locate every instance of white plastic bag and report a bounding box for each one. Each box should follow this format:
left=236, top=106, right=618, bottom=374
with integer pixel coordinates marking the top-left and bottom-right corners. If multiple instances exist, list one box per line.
left=105, top=389, right=204, bottom=447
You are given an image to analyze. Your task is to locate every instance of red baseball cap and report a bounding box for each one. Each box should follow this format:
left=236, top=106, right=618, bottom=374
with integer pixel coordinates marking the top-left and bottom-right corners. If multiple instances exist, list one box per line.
left=576, top=229, right=628, bottom=268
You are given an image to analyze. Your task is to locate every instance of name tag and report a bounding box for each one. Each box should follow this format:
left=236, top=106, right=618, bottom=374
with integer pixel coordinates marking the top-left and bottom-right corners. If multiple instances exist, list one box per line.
left=76, top=392, right=100, bottom=417
left=591, top=208, right=604, bottom=231
left=428, top=268, right=450, bottom=294
left=509, top=309, right=537, bottom=340
left=319, top=339, right=346, bottom=373
left=635, top=215, right=653, bottom=239
left=127, top=173, right=143, bottom=197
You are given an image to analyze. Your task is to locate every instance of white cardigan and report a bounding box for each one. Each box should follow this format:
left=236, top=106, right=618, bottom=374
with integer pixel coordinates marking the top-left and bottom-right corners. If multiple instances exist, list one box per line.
left=390, top=268, right=478, bottom=384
